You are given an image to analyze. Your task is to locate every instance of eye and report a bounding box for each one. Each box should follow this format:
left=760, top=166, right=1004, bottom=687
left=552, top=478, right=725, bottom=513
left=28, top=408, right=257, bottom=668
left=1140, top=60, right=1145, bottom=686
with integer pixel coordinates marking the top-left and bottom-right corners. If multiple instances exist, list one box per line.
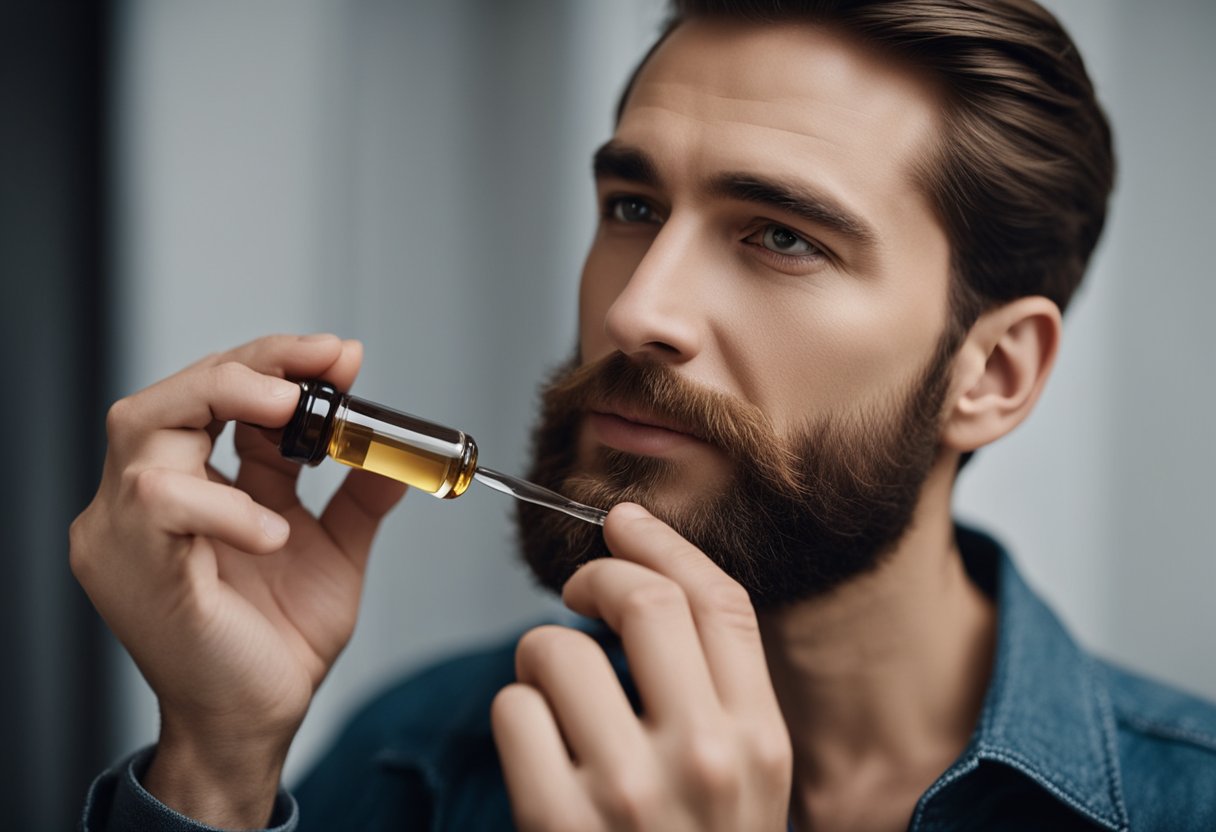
left=758, top=225, right=817, bottom=255
left=605, top=196, right=661, bottom=224
left=740, top=223, right=832, bottom=271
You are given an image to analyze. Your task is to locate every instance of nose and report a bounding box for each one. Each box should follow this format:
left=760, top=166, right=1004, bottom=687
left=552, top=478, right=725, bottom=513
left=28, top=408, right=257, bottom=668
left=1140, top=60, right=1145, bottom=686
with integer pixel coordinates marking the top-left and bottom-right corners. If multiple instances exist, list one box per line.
left=603, top=221, right=705, bottom=364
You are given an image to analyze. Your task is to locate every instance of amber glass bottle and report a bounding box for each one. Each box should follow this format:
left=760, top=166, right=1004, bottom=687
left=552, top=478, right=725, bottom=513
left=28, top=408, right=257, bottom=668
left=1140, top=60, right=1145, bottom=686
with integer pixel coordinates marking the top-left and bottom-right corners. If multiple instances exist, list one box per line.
left=279, top=379, right=477, bottom=499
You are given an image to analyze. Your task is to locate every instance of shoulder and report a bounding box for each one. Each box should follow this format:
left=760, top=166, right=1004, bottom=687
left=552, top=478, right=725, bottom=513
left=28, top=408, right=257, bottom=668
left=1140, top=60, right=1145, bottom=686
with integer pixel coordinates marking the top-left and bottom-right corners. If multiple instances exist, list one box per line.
left=1098, top=661, right=1216, bottom=828
left=1103, top=661, right=1216, bottom=761
left=294, top=619, right=619, bottom=830
left=332, top=632, right=523, bottom=761
left=348, top=617, right=622, bottom=740
left=292, top=633, right=521, bottom=830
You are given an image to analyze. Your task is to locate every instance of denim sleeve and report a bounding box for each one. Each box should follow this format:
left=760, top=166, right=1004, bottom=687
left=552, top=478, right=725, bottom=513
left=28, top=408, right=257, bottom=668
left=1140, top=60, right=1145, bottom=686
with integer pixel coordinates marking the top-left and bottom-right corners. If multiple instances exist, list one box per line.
left=80, top=746, right=298, bottom=832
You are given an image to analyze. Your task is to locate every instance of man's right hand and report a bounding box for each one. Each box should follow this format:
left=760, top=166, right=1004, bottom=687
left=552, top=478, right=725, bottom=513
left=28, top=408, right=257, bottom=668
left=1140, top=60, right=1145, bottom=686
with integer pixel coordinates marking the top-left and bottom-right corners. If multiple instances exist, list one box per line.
left=70, top=333, right=408, bottom=828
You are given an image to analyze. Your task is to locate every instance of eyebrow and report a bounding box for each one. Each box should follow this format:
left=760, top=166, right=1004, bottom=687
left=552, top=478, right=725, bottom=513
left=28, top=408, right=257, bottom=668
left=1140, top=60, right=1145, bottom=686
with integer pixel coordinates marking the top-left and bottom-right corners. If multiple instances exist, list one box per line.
left=593, top=141, right=662, bottom=189
left=708, top=174, right=878, bottom=251
left=593, top=140, right=878, bottom=253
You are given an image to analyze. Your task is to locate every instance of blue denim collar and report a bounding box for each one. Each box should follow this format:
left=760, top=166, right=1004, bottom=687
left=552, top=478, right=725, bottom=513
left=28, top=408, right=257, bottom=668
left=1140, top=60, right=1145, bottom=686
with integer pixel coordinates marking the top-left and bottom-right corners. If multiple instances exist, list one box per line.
left=911, top=526, right=1129, bottom=830
left=375, top=526, right=1131, bottom=831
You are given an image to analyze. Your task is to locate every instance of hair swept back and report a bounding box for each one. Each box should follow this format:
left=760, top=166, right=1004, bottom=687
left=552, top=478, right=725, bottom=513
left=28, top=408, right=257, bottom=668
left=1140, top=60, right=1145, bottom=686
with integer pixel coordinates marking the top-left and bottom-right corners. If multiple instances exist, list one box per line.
left=618, top=0, right=1115, bottom=340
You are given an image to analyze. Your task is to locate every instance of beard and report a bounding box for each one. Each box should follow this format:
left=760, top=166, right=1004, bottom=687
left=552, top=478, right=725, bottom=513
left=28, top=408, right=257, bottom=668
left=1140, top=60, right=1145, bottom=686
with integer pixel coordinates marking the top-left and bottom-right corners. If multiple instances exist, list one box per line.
left=516, top=338, right=957, bottom=611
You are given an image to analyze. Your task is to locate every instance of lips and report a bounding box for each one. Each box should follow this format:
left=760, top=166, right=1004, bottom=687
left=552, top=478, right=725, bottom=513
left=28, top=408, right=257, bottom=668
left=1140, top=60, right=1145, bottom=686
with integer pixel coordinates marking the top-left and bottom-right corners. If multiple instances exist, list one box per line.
left=586, top=403, right=706, bottom=456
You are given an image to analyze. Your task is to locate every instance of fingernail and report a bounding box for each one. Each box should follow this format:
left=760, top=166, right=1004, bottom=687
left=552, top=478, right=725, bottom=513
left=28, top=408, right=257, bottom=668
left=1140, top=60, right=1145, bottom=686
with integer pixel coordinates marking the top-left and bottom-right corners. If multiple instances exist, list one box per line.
left=612, top=502, right=649, bottom=520
left=271, top=378, right=300, bottom=399
left=301, top=332, right=338, bottom=342
left=261, top=511, right=290, bottom=540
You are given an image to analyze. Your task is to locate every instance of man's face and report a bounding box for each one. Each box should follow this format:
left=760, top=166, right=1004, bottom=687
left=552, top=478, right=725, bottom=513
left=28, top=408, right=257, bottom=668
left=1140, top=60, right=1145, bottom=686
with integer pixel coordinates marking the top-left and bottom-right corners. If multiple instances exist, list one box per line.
left=518, top=20, right=957, bottom=607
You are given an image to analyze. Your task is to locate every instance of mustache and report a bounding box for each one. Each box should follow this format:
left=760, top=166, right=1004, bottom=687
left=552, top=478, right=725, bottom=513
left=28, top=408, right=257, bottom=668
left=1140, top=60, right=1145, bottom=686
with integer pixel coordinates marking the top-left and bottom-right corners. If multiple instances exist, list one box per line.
left=541, top=352, right=808, bottom=496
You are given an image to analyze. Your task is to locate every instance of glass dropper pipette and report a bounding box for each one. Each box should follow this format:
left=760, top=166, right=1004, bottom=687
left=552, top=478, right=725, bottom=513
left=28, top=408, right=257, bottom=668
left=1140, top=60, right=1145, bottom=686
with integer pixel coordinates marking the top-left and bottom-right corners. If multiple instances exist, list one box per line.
left=472, top=467, right=606, bottom=526
left=279, top=379, right=607, bottom=526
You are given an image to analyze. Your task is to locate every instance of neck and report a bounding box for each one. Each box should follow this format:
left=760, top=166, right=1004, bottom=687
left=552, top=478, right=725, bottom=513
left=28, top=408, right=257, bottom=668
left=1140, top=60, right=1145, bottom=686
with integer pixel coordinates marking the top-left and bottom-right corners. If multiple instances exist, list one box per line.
left=758, top=460, right=996, bottom=831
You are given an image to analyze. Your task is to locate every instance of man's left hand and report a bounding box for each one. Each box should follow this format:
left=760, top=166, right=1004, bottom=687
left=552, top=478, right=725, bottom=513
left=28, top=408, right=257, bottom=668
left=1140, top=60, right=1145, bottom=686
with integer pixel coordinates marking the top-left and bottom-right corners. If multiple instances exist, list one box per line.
left=491, top=502, right=794, bottom=831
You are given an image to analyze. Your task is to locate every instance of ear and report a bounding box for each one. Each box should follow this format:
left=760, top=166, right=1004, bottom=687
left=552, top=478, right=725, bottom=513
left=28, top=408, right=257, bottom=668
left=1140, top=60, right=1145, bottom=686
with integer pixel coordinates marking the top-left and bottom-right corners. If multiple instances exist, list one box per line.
left=941, top=296, right=1062, bottom=454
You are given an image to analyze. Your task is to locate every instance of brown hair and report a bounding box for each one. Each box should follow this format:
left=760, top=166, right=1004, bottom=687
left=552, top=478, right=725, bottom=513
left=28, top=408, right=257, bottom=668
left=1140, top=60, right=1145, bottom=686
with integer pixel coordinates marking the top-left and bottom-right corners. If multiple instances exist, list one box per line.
left=619, top=0, right=1115, bottom=339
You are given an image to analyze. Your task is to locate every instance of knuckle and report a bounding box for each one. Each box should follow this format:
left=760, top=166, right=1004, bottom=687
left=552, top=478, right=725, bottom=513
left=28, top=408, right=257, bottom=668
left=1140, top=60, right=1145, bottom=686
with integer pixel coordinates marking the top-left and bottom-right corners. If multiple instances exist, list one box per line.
left=682, top=735, right=739, bottom=794
left=131, top=467, right=171, bottom=507
left=211, top=360, right=251, bottom=387
left=262, top=332, right=293, bottom=350
left=489, top=686, right=511, bottom=721
left=118, top=464, right=143, bottom=498
left=748, top=728, right=793, bottom=779
left=695, top=582, right=760, bottom=638
left=67, top=514, right=93, bottom=579
left=515, top=625, right=586, bottom=673
left=229, top=485, right=258, bottom=513
left=104, top=396, right=135, bottom=441
left=564, top=557, right=607, bottom=589
left=222, top=488, right=262, bottom=528
left=489, top=683, right=529, bottom=724
left=699, top=580, right=754, bottom=620
left=67, top=512, right=86, bottom=552
left=619, top=580, right=687, bottom=618
left=247, top=334, right=291, bottom=364
left=598, top=769, right=659, bottom=828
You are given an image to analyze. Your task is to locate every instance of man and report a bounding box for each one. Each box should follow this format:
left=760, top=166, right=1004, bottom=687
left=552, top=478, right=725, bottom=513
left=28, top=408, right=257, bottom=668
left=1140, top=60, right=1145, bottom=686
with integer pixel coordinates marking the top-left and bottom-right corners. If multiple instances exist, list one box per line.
left=75, top=1, right=1216, bottom=830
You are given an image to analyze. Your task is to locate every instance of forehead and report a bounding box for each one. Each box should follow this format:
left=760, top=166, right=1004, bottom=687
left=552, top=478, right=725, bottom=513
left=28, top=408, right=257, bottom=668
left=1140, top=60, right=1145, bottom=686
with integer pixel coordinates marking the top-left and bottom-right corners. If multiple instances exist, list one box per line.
left=618, top=19, right=944, bottom=241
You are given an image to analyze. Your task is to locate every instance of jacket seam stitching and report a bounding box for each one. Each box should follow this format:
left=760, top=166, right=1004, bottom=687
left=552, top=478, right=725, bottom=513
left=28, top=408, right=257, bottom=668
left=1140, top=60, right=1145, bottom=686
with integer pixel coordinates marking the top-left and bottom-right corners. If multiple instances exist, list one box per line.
left=1089, top=655, right=1130, bottom=829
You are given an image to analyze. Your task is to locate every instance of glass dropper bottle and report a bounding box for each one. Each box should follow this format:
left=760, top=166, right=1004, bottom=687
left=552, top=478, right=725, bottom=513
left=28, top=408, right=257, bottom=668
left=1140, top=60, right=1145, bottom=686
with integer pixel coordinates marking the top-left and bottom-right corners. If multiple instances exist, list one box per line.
left=279, top=379, right=606, bottom=526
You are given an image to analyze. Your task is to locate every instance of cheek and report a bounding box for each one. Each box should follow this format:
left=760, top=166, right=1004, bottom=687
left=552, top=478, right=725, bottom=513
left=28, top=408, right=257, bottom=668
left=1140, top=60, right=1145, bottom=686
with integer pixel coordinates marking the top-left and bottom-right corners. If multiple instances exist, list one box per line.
left=578, top=236, right=640, bottom=360
left=747, top=201, right=952, bottom=428
left=577, top=264, right=610, bottom=361
left=738, top=281, right=947, bottom=432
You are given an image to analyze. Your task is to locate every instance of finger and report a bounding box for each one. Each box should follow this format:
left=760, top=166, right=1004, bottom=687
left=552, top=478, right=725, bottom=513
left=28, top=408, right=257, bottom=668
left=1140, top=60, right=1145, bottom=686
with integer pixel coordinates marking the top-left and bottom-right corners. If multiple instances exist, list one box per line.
left=233, top=339, right=365, bottom=511
left=318, top=467, right=407, bottom=568
left=514, top=625, right=644, bottom=770
left=193, top=334, right=351, bottom=441
left=232, top=422, right=306, bottom=513
left=183, top=333, right=354, bottom=438
left=196, top=332, right=346, bottom=381
left=125, top=426, right=217, bottom=476
left=318, top=338, right=364, bottom=391
left=562, top=559, right=719, bottom=726
left=225, top=334, right=363, bottom=392
left=109, top=364, right=301, bottom=463
left=601, top=503, right=777, bottom=712
left=131, top=467, right=289, bottom=555
left=491, top=683, right=591, bottom=831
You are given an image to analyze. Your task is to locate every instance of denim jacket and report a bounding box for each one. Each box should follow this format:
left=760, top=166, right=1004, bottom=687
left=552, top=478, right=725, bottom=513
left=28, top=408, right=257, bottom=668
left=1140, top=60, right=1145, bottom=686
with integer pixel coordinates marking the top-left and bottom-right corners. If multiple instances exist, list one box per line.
left=82, top=526, right=1216, bottom=830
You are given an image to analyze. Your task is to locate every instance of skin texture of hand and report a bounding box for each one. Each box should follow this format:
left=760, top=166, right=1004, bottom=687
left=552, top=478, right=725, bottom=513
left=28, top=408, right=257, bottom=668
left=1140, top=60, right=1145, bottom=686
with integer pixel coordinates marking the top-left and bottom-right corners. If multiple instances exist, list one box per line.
left=69, top=333, right=407, bottom=827
left=491, top=503, right=794, bottom=831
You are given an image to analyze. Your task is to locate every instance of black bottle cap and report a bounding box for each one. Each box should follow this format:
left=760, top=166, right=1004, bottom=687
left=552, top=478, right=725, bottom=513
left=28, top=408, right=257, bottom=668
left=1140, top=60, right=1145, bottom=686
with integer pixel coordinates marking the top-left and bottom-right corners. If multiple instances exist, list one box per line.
left=279, top=379, right=342, bottom=465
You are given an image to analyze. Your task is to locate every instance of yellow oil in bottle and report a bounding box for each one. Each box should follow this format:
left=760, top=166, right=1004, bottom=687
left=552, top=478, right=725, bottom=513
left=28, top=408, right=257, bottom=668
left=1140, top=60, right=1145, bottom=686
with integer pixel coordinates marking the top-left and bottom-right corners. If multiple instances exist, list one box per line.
left=329, top=420, right=456, bottom=494
left=281, top=378, right=604, bottom=524
left=323, top=395, right=477, bottom=498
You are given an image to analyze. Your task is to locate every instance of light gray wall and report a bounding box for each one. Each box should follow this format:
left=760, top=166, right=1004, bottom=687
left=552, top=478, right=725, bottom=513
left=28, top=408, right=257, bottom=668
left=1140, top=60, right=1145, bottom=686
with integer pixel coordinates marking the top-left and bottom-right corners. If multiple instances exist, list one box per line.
left=111, top=0, right=1215, bottom=784
left=953, top=0, right=1216, bottom=702
left=111, top=0, right=668, bottom=782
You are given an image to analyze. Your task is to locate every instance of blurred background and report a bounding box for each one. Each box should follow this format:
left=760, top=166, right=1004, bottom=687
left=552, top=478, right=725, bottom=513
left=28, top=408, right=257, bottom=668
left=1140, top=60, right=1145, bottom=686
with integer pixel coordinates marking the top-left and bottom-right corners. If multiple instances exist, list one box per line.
left=2, top=0, right=1213, bottom=827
